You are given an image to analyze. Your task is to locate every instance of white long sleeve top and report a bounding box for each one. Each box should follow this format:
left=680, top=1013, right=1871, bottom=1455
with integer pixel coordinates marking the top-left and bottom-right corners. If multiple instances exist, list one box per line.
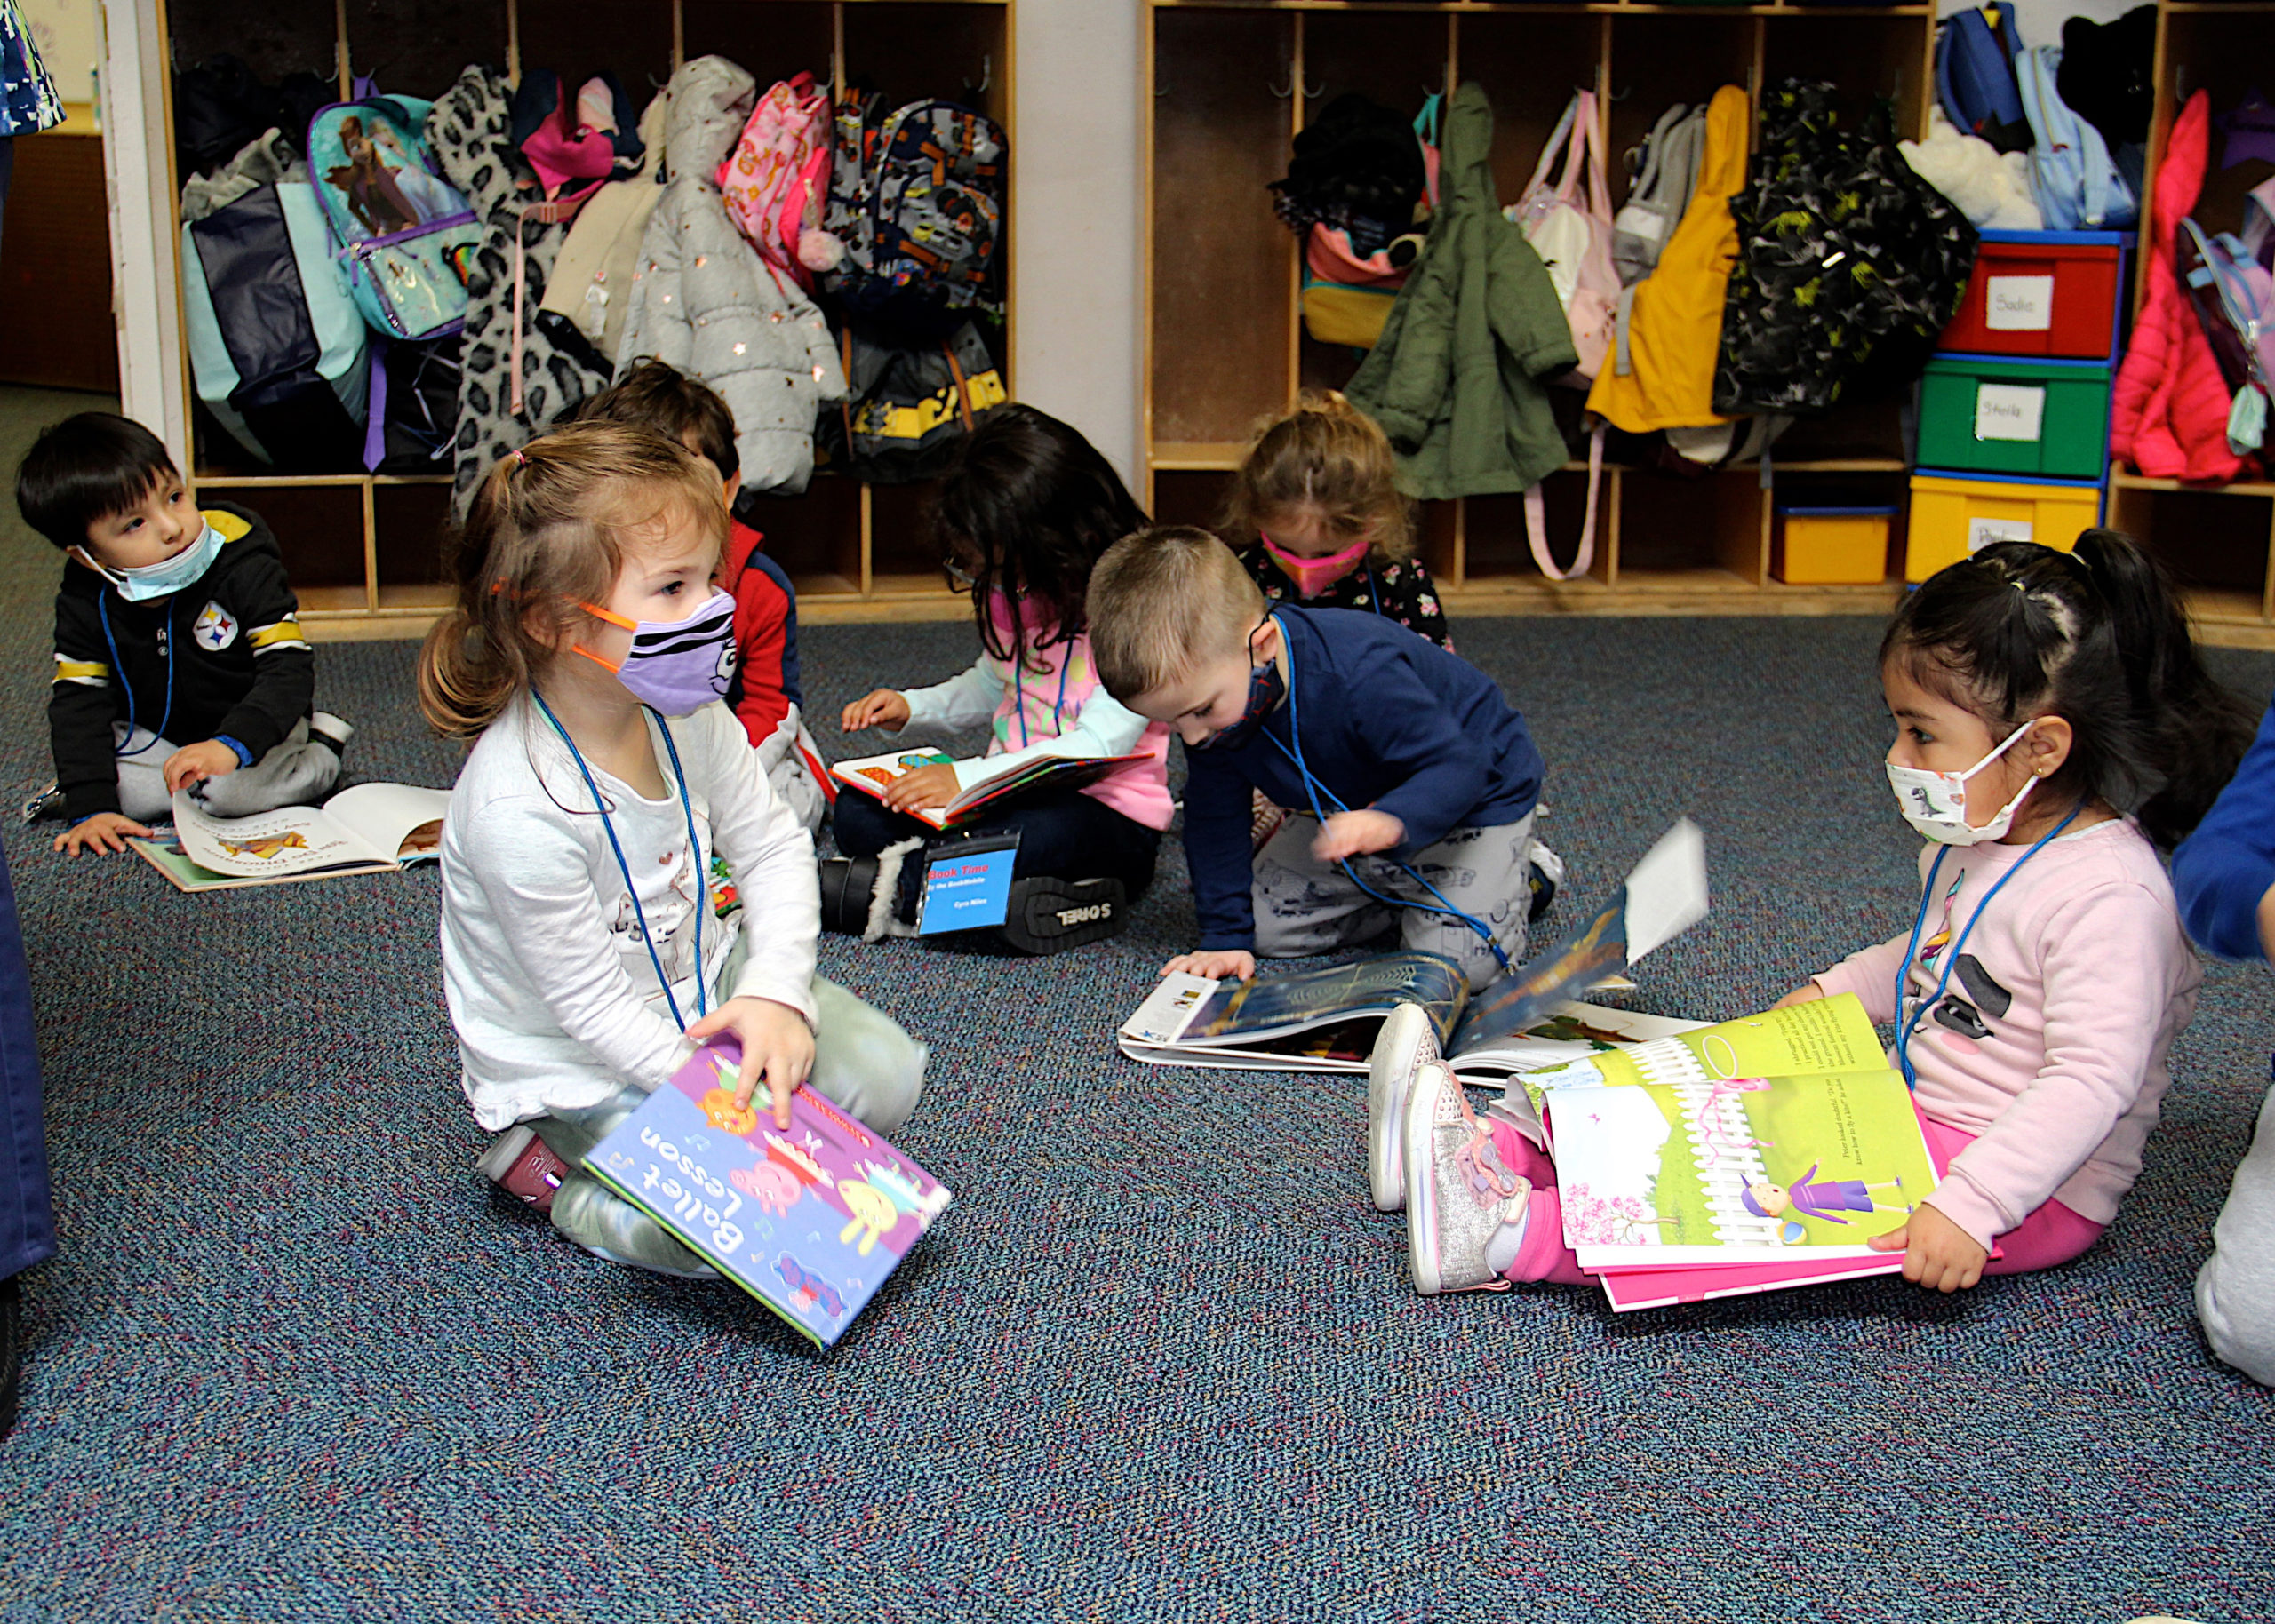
left=439, top=696, right=820, bottom=1131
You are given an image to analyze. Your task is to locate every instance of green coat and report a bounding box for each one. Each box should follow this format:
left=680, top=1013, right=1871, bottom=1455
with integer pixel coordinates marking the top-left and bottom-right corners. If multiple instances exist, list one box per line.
left=1346, top=82, right=1578, bottom=500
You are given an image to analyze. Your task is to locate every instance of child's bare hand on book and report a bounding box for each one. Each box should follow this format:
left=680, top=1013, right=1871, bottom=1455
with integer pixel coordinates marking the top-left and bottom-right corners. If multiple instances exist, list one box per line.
left=842, top=689, right=911, bottom=732
left=1161, top=949, right=1255, bottom=982
left=53, top=811, right=152, bottom=856
left=689, top=996, right=815, bottom=1131
left=163, top=738, right=241, bottom=794
left=882, top=763, right=960, bottom=813
left=1769, top=982, right=1826, bottom=1009
left=1867, top=1201, right=1989, bottom=1292
left=1313, top=808, right=1404, bottom=862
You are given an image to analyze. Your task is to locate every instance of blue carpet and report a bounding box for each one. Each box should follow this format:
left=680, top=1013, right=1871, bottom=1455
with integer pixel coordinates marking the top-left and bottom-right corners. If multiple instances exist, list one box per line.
left=0, top=389, right=2269, bottom=1621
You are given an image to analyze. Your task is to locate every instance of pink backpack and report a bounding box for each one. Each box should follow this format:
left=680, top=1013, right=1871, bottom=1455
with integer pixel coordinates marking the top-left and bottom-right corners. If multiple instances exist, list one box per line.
left=717, top=72, right=838, bottom=291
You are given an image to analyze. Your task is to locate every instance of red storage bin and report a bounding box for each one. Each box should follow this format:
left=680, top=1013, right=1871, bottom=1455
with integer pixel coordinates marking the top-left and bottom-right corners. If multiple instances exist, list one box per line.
left=1936, top=231, right=2127, bottom=360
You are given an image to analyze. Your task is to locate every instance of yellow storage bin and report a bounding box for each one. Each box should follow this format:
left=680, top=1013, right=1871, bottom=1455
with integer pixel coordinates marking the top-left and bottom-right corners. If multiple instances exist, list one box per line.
left=1774, top=505, right=1896, bottom=585
left=1904, top=474, right=2103, bottom=583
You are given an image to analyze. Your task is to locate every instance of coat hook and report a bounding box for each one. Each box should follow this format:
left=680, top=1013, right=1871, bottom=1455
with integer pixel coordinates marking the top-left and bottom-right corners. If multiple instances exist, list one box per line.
left=1269, top=70, right=1295, bottom=100
left=965, top=53, right=991, bottom=96
left=1303, top=72, right=1325, bottom=100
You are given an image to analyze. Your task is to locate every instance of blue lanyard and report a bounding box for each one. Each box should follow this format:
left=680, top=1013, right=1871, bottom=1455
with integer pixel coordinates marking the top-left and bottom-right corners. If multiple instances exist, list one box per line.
left=531, top=689, right=709, bottom=1031
left=1009, top=647, right=1072, bottom=750
left=99, top=593, right=175, bottom=759
left=1262, top=610, right=1514, bottom=976
left=1892, top=801, right=2082, bottom=1089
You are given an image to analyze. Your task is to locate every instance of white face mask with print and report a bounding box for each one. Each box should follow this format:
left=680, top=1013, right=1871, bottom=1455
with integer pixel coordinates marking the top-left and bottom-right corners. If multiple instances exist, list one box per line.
left=1885, top=720, right=2040, bottom=846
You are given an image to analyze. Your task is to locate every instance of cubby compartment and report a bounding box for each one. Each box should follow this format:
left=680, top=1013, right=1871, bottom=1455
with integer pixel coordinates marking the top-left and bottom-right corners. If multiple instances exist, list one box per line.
left=2156, top=12, right=2275, bottom=247
left=1605, top=15, right=1754, bottom=195
left=846, top=4, right=1009, bottom=128
left=202, top=483, right=371, bottom=615
left=167, top=0, right=339, bottom=87
left=746, top=475, right=864, bottom=601
left=343, top=0, right=509, bottom=102
left=1616, top=469, right=1765, bottom=589
left=1457, top=13, right=1601, bottom=210
left=515, top=1, right=676, bottom=97
left=1151, top=8, right=1296, bottom=457
left=1463, top=478, right=1611, bottom=590
left=1151, top=471, right=1235, bottom=533
left=681, top=2, right=836, bottom=90
left=2110, top=482, right=2275, bottom=632
left=1761, top=14, right=1931, bottom=139
left=372, top=481, right=454, bottom=612
left=868, top=481, right=951, bottom=593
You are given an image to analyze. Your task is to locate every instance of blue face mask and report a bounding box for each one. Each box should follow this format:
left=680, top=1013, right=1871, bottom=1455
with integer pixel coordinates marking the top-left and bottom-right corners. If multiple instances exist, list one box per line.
left=80, top=520, right=223, bottom=603
left=1193, top=638, right=1287, bottom=752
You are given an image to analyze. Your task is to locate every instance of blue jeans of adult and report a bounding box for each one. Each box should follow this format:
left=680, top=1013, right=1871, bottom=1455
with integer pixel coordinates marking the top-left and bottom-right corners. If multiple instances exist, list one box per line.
left=834, top=785, right=1162, bottom=898
left=0, top=839, right=54, bottom=1287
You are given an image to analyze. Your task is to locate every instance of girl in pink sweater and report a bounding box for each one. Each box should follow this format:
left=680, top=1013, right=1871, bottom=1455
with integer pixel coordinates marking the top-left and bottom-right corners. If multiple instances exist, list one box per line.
left=1386, top=530, right=2255, bottom=1297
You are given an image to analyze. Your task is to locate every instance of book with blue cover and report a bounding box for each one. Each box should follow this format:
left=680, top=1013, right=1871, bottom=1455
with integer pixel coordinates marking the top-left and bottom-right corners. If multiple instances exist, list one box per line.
left=583, top=1039, right=952, bottom=1347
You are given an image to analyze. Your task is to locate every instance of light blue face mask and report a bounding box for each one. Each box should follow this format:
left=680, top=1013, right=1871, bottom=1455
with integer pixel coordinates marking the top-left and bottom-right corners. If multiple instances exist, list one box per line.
left=79, top=519, right=223, bottom=603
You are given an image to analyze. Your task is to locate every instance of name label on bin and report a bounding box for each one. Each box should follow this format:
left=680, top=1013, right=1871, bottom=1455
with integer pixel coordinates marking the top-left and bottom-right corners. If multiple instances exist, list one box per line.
left=1975, top=384, right=2047, bottom=442
left=1984, top=275, right=2055, bottom=332
left=1968, top=517, right=2034, bottom=553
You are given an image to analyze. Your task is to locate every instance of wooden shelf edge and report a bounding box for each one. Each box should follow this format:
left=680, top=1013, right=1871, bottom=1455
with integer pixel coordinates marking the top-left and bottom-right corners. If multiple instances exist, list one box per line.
left=2111, top=471, right=2275, bottom=499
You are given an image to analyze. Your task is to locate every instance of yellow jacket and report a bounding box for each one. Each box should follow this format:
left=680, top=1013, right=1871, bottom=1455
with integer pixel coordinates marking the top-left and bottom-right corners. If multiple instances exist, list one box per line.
left=1586, top=84, right=1751, bottom=433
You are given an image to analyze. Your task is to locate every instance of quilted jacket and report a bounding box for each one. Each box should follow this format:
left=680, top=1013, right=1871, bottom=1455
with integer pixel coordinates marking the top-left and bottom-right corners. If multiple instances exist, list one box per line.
left=2111, top=91, right=2247, bottom=484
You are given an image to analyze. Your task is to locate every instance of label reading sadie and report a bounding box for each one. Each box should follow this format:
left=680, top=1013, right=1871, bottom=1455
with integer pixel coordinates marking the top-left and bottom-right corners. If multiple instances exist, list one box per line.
left=1967, top=516, right=2034, bottom=553
left=1984, top=275, right=2055, bottom=332
left=1975, top=383, right=2047, bottom=443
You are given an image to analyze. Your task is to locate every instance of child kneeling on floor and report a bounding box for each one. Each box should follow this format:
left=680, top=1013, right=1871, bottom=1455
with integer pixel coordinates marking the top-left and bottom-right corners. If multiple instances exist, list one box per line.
left=1376, top=531, right=2254, bottom=1296
left=1090, top=525, right=1551, bottom=993
left=829, top=404, right=1172, bottom=955
left=17, top=412, right=350, bottom=855
left=420, top=423, right=924, bottom=1278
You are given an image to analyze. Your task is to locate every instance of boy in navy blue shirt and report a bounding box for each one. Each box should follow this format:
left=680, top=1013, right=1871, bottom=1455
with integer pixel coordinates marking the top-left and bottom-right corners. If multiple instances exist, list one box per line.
left=1090, top=525, right=1552, bottom=991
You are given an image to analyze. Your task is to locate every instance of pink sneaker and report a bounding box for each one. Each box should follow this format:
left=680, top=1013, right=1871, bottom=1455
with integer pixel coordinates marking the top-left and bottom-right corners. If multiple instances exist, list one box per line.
left=477, top=1126, right=571, bottom=1214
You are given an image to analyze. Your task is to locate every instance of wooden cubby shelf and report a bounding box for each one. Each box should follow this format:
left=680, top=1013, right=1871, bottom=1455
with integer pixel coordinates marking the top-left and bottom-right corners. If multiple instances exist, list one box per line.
left=1145, top=0, right=2275, bottom=646
left=162, top=0, right=1011, bottom=640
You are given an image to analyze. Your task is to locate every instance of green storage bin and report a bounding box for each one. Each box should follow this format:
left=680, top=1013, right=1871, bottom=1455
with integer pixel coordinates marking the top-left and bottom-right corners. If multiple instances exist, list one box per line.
left=1915, top=357, right=2111, bottom=481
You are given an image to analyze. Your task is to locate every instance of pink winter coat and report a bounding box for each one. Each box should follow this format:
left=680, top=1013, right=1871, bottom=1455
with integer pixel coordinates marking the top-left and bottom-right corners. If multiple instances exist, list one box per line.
left=2111, top=92, right=2247, bottom=484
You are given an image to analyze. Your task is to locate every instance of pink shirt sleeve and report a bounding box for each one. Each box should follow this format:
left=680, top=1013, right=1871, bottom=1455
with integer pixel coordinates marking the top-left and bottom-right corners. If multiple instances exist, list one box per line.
left=1812, top=932, right=1911, bottom=1024
left=1922, top=878, right=2183, bottom=1248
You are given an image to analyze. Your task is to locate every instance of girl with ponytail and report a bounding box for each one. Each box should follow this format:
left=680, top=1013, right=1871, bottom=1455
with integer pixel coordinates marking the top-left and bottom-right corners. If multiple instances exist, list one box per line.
left=420, top=422, right=925, bottom=1279
left=1765, top=530, right=2255, bottom=1294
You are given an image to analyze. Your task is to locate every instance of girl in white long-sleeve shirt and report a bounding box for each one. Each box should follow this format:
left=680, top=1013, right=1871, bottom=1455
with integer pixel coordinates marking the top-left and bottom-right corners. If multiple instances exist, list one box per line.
left=830, top=405, right=1173, bottom=953
left=421, top=423, right=923, bottom=1277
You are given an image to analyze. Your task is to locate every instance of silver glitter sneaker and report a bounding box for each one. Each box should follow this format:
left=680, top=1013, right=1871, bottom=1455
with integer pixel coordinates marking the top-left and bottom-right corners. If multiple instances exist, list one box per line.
left=1401, top=1061, right=1528, bottom=1296
left=1367, top=1001, right=1441, bottom=1213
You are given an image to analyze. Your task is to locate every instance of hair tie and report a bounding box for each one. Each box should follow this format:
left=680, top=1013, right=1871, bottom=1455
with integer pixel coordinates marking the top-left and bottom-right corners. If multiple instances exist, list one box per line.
left=510, top=448, right=528, bottom=469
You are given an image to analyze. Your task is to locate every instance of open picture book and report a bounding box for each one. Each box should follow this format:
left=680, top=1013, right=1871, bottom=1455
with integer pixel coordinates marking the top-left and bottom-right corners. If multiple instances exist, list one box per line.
left=583, top=1038, right=952, bottom=1349
left=130, top=783, right=451, bottom=892
left=831, top=746, right=1151, bottom=832
left=1119, top=820, right=1711, bottom=1078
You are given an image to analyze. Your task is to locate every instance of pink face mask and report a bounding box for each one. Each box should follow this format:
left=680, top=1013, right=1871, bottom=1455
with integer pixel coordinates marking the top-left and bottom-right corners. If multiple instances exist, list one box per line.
left=1260, top=531, right=1369, bottom=597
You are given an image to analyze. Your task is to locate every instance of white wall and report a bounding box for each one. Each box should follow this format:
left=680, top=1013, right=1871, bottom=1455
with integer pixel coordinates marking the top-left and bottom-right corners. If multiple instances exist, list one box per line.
left=1010, top=0, right=1143, bottom=487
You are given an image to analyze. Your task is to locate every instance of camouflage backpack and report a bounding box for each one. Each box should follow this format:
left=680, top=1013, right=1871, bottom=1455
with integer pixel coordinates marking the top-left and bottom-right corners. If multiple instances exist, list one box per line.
left=820, top=92, right=1006, bottom=339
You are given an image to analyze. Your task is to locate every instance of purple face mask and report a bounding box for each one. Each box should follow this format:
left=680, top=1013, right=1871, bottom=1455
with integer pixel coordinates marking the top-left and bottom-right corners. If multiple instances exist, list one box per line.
left=574, top=588, right=738, bottom=715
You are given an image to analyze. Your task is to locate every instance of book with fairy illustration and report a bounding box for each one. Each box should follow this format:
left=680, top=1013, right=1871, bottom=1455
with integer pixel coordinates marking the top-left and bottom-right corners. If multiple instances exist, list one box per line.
left=583, top=1037, right=952, bottom=1349
left=129, top=783, right=451, bottom=893
left=830, top=746, right=1151, bottom=832
left=1118, top=820, right=1710, bottom=1078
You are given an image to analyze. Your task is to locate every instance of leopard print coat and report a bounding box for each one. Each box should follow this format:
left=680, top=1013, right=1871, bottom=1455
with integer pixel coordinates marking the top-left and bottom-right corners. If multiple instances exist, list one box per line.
left=427, top=65, right=612, bottom=521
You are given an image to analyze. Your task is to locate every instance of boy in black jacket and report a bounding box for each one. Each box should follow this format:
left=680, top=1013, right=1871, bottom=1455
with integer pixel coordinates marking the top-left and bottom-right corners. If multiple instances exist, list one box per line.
left=16, top=414, right=350, bottom=856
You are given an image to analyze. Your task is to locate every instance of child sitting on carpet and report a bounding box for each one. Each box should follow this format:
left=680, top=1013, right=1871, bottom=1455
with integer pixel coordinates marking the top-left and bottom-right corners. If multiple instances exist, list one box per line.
left=827, top=403, right=1172, bottom=955
left=16, top=412, right=350, bottom=856
left=1224, top=391, right=1451, bottom=650
left=1090, top=525, right=1551, bottom=994
left=1380, top=530, right=2255, bottom=1296
left=575, top=360, right=831, bottom=832
left=419, top=422, right=924, bottom=1278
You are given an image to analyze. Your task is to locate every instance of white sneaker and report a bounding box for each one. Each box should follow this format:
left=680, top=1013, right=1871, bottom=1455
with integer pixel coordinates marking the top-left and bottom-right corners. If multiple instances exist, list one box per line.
left=1402, top=1061, right=1527, bottom=1296
left=1367, top=1002, right=1440, bottom=1213
left=309, top=712, right=355, bottom=752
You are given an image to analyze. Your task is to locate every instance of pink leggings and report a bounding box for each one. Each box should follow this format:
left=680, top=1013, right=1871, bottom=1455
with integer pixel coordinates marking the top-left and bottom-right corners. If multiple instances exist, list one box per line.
left=1489, top=1114, right=2107, bottom=1287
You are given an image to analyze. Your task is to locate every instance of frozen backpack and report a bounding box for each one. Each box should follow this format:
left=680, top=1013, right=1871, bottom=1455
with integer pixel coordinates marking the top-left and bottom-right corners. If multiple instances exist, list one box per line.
left=2178, top=218, right=2274, bottom=456
left=821, top=93, right=1005, bottom=340
left=305, top=95, right=479, bottom=340
left=2016, top=47, right=2138, bottom=231
left=718, top=72, right=839, bottom=292
left=1936, top=4, right=2030, bottom=155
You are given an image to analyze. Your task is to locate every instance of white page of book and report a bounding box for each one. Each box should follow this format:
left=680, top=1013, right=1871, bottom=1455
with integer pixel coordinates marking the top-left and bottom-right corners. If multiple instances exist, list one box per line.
left=171, top=792, right=395, bottom=879
left=323, top=783, right=451, bottom=863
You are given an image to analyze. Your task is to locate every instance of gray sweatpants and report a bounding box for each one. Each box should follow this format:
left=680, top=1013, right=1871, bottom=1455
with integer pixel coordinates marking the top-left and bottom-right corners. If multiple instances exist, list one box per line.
left=529, top=970, right=928, bottom=1278
left=2198, top=1083, right=2275, bottom=1386
left=1251, top=809, right=1537, bottom=992
left=113, top=719, right=341, bottom=823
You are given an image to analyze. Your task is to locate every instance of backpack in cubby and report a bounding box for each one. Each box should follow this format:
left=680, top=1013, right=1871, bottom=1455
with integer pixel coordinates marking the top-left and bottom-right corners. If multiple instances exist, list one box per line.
left=1936, top=4, right=2030, bottom=155
left=820, top=93, right=1006, bottom=340
left=719, top=71, right=839, bottom=292
left=306, top=96, right=480, bottom=340
left=2016, top=47, right=2138, bottom=231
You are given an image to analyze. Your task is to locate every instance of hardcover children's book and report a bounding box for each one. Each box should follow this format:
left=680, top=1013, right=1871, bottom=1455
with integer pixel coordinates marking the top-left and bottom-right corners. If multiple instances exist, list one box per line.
left=130, top=783, right=451, bottom=892
left=830, top=746, right=1151, bottom=831
left=583, top=1039, right=952, bottom=1348
left=1118, top=820, right=1711, bottom=1077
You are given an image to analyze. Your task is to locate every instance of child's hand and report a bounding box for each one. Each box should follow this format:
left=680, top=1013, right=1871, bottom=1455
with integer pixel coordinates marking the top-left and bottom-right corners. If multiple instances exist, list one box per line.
left=882, top=762, right=960, bottom=813
left=688, top=996, right=816, bottom=1131
left=164, top=739, right=241, bottom=794
left=1868, top=1202, right=1989, bottom=1292
left=842, top=689, right=911, bottom=732
left=53, top=812, right=152, bottom=856
left=1162, top=949, right=1256, bottom=982
left=1769, top=981, right=1827, bottom=1010
left=1313, top=808, right=1404, bottom=863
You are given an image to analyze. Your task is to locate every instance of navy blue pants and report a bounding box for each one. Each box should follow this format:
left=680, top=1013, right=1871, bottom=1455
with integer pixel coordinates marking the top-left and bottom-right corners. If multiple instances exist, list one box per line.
left=0, top=840, right=52, bottom=1282
left=835, top=785, right=1161, bottom=898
